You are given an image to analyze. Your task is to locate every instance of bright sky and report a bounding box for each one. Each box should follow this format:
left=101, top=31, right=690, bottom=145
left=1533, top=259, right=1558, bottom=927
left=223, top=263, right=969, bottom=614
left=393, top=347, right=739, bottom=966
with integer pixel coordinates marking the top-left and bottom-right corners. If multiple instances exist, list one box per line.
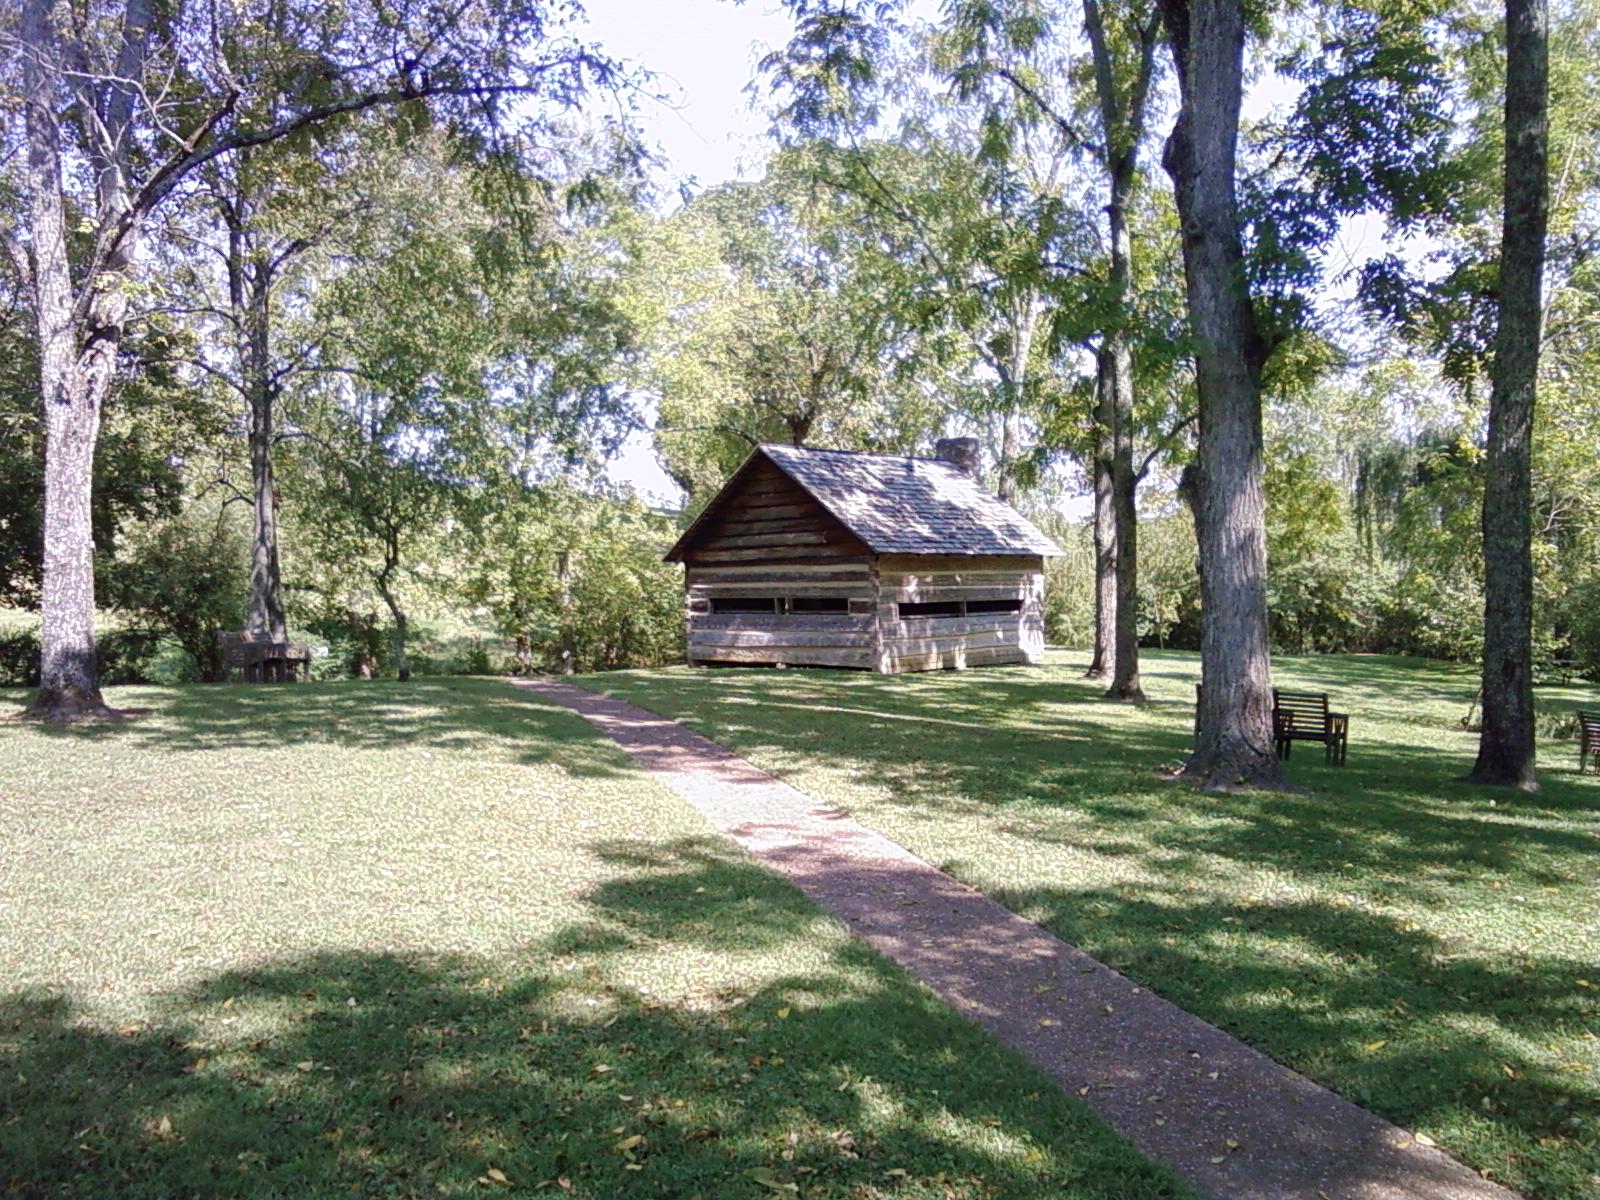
left=579, top=0, right=797, bottom=506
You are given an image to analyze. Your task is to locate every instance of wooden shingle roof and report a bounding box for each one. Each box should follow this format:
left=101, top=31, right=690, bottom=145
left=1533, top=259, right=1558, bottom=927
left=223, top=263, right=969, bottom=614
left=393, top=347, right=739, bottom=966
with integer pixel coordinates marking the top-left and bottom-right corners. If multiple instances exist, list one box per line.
left=666, top=444, right=1062, bottom=561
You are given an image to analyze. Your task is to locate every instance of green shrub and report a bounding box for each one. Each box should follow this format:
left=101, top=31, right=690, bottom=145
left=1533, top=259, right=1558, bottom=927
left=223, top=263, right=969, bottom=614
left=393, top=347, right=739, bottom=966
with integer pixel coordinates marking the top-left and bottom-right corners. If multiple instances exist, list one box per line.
left=96, top=629, right=164, bottom=684
left=0, top=629, right=40, bottom=687
left=464, top=488, right=684, bottom=675
left=103, top=507, right=247, bottom=681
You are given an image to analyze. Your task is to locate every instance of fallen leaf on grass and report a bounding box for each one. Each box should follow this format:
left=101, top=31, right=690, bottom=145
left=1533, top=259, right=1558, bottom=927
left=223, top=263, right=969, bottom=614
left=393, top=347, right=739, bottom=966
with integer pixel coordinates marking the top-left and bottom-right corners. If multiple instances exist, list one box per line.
left=746, top=1167, right=797, bottom=1193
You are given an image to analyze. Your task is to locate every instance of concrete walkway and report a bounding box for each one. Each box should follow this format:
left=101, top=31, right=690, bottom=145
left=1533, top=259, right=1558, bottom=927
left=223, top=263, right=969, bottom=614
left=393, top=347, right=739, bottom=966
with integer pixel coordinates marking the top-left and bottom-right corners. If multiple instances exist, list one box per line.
left=514, top=678, right=1517, bottom=1200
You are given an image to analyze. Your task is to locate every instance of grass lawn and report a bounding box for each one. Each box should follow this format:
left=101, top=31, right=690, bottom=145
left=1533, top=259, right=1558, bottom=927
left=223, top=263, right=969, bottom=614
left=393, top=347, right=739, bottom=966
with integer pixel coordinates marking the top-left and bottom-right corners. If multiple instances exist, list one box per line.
left=0, top=678, right=1190, bottom=1200
left=586, top=650, right=1600, bottom=1200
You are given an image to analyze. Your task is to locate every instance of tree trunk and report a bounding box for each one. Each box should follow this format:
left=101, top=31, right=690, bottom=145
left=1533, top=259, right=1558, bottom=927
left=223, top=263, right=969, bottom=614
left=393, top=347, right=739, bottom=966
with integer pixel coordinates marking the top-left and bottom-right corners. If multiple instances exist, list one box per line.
left=1103, top=203, right=1145, bottom=702
left=246, top=389, right=288, bottom=642
left=557, top=549, right=576, bottom=675
left=20, top=0, right=113, bottom=720
left=1084, top=0, right=1157, bottom=704
left=1470, top=0, right=1547, bottom=791
left=1105, top=332, right=1144, bottom=701
left=994, top=292, right=1041, bottom=503
left=377, top=576, right=410, bottom=682
left=350, top=610, right=378, bottom=679
left=1086, top=361, right=1116, bottom=680
left=1159, top=0, right=1284, bottom=788
left=230, top=222, right=289, bottom=643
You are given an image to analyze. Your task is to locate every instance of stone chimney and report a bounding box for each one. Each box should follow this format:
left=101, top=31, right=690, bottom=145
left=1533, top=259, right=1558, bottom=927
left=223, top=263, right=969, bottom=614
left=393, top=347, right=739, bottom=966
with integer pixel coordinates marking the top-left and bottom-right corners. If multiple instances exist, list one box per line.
left=934, top=437, right=982, bottom=481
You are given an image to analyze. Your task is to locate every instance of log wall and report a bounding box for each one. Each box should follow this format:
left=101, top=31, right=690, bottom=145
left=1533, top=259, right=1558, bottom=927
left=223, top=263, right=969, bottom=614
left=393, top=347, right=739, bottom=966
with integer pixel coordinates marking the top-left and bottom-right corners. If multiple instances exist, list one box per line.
left=679, top=460, right=870, bottom=567
left=684, top=560, right=877, bottom=670
left=682, top=552, right=1046, bottom=674
left=873, top=554, right=1046, bottom=673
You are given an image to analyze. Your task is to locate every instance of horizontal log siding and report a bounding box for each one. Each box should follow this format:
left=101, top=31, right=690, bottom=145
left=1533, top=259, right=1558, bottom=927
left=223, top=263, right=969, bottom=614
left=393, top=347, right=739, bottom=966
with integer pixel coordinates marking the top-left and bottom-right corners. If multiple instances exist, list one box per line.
left=680, top=461, right=869, bottom=567
left=684, top=558, right=875, bottom=669
left=873, top=557, right=1047, bottom=672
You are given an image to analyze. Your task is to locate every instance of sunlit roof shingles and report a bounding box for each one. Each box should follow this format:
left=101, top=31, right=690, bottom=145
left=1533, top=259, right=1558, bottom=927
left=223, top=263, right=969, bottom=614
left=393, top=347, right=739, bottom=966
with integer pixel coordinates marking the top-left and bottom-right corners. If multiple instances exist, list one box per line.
left=758, top=444, right=1061, bottom=557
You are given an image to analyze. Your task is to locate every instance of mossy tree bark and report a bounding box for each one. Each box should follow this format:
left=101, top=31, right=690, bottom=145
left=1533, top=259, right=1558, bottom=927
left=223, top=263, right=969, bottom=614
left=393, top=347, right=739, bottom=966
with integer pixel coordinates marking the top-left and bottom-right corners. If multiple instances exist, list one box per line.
left=1469, top=0, right=1547, bottom=791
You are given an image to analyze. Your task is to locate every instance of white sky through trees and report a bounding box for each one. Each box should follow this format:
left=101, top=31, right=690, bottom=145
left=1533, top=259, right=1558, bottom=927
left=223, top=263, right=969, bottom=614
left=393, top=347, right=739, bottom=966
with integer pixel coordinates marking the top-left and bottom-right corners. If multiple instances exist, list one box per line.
left=579, top=1, right=1381, bottom=512
left=582, top=0, right=795, bottom=506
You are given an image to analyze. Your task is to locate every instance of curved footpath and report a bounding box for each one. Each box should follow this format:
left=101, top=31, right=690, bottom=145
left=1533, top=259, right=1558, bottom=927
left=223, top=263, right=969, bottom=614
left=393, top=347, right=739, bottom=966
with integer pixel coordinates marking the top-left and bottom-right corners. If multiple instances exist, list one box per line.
left=512, top=677, right=1518, bottom=1200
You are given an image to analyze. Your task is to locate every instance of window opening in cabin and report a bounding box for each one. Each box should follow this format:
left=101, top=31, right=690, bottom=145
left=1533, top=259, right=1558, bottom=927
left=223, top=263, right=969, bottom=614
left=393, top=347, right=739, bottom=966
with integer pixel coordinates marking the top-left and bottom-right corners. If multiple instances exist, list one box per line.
left=966, top=598, right=1025, bottom=615
left=788, top=597, right=850, bottom=614
left=898, top=598, right=1026, bottom=619
left=711, top=597, right=781, bottom=614
left=708, top=596, right=857, bottom=615
left=898, top=600, right=964, bottom=619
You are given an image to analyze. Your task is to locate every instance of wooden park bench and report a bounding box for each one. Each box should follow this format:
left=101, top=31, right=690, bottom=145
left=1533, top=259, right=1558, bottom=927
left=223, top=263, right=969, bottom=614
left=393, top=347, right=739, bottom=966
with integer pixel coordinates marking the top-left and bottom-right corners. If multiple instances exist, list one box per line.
left=219, top=631, right=311, bottom=683
left=1193, top=685, right=1350, bottom=765
left=1579, top=710, right=1600, bottom=775
left=1272, top=690, right=1349, bottom=765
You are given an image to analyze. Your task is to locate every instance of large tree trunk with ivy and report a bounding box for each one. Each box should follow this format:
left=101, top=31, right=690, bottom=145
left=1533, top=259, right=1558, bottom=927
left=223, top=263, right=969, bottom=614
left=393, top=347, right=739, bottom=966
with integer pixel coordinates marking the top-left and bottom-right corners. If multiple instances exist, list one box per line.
left=1159, top=0, right=1283, bottom=788
left=1470, top=0, right=1547, bottom=790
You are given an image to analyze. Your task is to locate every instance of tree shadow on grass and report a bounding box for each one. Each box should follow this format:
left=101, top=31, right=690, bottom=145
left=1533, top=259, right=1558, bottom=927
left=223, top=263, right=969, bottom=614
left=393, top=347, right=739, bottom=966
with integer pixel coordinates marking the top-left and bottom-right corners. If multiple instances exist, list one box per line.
left=8, top=678, right=632, bottom=779
left=0, top=837, right=1190, bottom=1200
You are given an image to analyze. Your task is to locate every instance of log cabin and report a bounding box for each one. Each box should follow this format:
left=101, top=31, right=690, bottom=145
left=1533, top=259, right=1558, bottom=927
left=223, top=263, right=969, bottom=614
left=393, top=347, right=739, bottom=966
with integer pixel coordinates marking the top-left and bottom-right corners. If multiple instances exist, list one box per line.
left=664, top=439, right=1062, bottom=673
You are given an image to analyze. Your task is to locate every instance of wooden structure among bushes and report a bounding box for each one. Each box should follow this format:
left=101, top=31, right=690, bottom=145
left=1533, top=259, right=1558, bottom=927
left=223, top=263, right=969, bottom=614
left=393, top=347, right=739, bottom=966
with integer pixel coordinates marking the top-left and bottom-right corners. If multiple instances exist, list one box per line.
left=220, top=631, right=312, bottom=682
left=664, top=441, right=1061, bottom=673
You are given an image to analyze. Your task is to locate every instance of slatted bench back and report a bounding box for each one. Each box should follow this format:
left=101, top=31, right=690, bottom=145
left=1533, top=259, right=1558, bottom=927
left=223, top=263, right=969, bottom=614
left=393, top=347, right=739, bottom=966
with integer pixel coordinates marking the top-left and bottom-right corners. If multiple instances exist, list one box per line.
left=219, top=632, right=266, bottom=668
left=1580, top=711, right=1600, bottom=746
left=1273, top=690, right=1330, bottom=732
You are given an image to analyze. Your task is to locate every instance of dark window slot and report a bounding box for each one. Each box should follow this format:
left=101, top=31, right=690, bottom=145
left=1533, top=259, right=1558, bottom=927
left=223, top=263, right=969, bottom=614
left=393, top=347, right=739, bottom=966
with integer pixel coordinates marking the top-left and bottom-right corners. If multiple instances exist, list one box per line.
left=711, top=597, right=780, bottom=614
left=789, top=597, right=850, bottom=614
left=967, top=598, right=1024, bottom=615
left=898, top=600, right=963, bottom=619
